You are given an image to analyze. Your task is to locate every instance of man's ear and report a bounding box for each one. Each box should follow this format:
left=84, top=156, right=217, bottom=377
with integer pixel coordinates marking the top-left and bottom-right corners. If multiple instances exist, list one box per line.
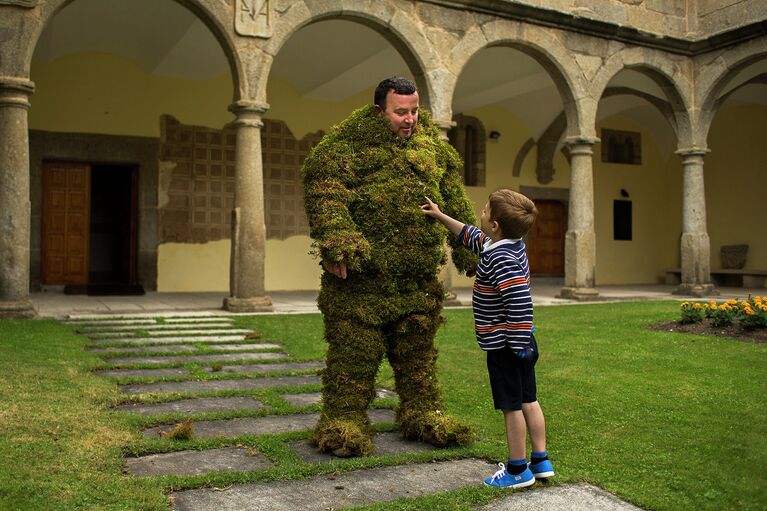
left=374, top=104, right=383, bottom=115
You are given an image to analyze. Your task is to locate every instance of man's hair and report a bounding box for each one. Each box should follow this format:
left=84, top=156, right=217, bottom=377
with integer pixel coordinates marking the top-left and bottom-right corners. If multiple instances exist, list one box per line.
left=374, top=77, right=417, bottom=110
left=488, top=189, right=538, bottom=239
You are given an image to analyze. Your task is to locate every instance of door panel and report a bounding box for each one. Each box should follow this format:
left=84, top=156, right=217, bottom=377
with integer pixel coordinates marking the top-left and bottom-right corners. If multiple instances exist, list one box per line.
left=527, top=200, right=566, bottom=275
left=42, top=163, right=91, bottom=284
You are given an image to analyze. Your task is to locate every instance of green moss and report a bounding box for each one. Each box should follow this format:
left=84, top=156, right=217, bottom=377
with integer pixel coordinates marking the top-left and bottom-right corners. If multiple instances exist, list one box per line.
left=301, top=104, right=479, bottom=456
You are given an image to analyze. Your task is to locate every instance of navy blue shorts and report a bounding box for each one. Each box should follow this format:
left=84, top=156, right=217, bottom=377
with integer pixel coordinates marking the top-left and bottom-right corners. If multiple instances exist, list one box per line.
left=486, top=334, right=538, bottom=411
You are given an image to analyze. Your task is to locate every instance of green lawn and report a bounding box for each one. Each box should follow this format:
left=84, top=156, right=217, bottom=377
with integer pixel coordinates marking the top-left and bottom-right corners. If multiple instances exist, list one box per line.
left=0, top=301, right=765, bottom=510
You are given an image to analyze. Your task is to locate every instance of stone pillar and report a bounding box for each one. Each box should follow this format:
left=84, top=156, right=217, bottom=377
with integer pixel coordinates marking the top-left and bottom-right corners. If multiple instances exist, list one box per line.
left=0, top=77, right=35, bottom=318
left=673, top=148, right=716, bottom=297
left=434, top=118, right=460, bottom=305
left=223, top=100, right=273, bottom=312
left=559, top=137, right=599, bottom=300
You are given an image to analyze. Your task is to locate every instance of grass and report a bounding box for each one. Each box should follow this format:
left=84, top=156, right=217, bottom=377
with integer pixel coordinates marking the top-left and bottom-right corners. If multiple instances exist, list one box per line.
left=0, top=301, right=765, bottom=510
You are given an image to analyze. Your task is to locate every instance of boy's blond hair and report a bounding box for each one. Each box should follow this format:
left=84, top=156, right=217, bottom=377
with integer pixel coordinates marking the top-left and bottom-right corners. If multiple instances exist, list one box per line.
left=488, top=189, right=538, bottom=239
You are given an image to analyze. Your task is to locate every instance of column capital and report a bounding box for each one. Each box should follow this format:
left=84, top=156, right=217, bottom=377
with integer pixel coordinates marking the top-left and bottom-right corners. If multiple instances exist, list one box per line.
left=228, top=100, right=269, bottom=127
left=433, top=118, right=456, bottom=131
left=0, top=76, right=35, bottom=109
left=565, top=135, right=599, bottom=150
left=675, top=147, right=710, bottom=159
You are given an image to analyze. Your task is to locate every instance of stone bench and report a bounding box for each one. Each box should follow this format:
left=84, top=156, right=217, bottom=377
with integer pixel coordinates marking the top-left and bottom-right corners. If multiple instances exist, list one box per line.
left=664, top=268, right=767, bottom=288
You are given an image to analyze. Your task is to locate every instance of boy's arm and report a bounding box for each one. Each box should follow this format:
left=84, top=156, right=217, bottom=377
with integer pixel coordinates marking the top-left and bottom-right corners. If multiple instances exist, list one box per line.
left=421, top=197, right=464, bottom=236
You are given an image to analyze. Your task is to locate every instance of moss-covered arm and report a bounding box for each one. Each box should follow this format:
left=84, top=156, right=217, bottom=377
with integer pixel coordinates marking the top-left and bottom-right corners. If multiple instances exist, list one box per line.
left=437, top=141, right=479, bottom=276
left=301, top=138, right=371, bottom=271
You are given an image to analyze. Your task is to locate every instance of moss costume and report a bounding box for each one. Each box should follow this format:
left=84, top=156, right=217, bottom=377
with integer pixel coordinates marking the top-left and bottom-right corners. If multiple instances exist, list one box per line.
left=301, top=105, right=479, bottom=456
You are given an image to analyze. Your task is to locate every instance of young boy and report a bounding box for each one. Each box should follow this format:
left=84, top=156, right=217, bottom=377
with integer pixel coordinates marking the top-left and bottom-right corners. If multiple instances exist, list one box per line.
left=421, top=189, right=554, bottom=488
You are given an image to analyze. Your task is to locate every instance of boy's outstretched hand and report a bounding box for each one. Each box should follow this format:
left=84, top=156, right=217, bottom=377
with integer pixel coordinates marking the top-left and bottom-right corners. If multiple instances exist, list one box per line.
left=421, top=196, right=441, bottom=217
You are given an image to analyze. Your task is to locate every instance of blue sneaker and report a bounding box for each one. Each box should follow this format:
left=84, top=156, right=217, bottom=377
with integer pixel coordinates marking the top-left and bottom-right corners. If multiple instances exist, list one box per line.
left=529, top=459, right=555, bottom=479
left=483, top=462, right=536, bottom=488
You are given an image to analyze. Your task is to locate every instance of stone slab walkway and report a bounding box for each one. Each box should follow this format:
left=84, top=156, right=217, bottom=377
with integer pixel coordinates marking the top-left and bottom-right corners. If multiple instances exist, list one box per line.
left=171, top=458, right=495, bottom=511
left=76, top=314, right=644, bottom=510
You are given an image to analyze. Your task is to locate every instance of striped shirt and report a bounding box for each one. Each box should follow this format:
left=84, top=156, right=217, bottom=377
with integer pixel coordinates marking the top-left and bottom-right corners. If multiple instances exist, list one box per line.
left=460, top=224, right=533, bottom=352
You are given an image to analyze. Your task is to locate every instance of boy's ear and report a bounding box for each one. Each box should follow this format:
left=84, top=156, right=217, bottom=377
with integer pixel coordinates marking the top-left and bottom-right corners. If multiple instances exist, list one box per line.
left=492, top=220, right=501, bottom=234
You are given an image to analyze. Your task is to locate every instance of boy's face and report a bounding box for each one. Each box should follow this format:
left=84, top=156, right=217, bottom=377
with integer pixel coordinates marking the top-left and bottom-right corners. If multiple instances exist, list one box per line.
left=480, top=201, right=497, bottom=239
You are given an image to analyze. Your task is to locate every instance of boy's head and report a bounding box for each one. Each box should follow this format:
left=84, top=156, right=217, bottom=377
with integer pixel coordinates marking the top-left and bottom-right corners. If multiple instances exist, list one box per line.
left=483, top=189, right=538, bottom=240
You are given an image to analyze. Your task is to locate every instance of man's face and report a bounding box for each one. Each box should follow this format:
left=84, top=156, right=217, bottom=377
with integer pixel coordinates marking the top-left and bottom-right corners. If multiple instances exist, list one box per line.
left=379, top=90, right=419, bottom=139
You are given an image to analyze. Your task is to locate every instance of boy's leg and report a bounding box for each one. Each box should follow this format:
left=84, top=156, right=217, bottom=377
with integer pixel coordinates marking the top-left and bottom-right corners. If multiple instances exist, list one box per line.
left=521, top=401, right=546, bottom=453
left=503, top=409, right=527, bottom=461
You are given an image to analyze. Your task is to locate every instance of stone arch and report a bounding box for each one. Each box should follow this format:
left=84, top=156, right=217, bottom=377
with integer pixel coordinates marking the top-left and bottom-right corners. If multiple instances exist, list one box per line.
left=19, top=0, right=244, bottom=100
left=696, top=39, right=767, bottom=148
left=590, top=48, right=693, bottom=147
left=444, top=19, right=582, bottom=138
left=255, top=3, right=433, bottom=109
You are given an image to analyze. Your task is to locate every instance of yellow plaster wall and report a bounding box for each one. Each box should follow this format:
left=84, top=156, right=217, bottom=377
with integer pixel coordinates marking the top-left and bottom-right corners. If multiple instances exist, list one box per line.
left=157, top=240, right=230, bottom=292
left=29, top=53, right=234, bottom=137
left=705, top=103, right=767, bottom=271
left=591, top=119, right=683, bottom=284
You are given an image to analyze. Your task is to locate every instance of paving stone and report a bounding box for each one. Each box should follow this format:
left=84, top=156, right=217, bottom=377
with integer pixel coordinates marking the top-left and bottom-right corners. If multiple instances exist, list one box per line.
left=205, top=343, right=282, bottom=351
left=290, top=431, right=437, bottom=463
left=89, top=345, right=198, bottom=354
left=164, top=317, right=235, bottom=323
left=144, top=409, right=395, bottom=439
left=115, top=396, right=265, bottom=415
left=126, top=447, right=273, bottom=477
left=89, top=335, right=247, bottom=345
left=281, top=389, right=396, bottom=407
left=146, top=329, right=253, bottom=335
left=478, top=483, right=644, bottom=511
left=121, top=375, right=320, bottom=395
left=106, top=352, right=288, bottom=365
left=202, top=361, right=324, bottom=374
left=79, top=323, right=235, bottom=332
left=67, top=319, right=158, bottom=326
left=96, top=367, right=191, bottom=378
left=170, top=458, right=493, bottom=511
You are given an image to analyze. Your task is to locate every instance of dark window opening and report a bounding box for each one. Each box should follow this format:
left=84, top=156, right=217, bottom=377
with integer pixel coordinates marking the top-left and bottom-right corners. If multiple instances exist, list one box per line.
left=613, top=199, right=632, bottom=241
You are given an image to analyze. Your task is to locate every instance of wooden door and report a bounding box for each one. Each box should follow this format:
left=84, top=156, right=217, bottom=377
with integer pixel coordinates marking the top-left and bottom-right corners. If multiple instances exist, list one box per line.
left=527, top=200, right=566, bottom=275
left=42, top=163, right=91, bottom=284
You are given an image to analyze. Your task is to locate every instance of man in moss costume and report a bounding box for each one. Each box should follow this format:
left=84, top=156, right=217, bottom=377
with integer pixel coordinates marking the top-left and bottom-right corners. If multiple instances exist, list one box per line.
left=301, top=77, right=479, bottom=456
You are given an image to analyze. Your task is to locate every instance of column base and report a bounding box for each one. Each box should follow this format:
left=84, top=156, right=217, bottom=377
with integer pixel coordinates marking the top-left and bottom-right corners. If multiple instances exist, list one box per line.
left=0, top=300, right=37, bottom=319
left=223, top=296, right=273, bottom=313
left=673, top=283, right=718, bottom=297
left=558, top=287, right=600, bottom=301
left=443, top=289, right=461, bottom=307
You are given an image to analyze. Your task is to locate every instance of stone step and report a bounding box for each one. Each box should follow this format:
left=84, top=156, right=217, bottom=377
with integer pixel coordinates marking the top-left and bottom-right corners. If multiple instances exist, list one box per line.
left=202, top=361, right=324, bottom=375
left=478, top=483, right=644, bottom=511
left=143, top=408, right=395, bottom=439
left=89, top=335, right=247, bottom=345
left=66, top=319, right=158, bottom=326
left=79, top=323, right=235, bottom=332
left=126, top=447, right=274, bottom=477
left=280, top=389, right=395, bottom=407
left=68, top=312, right=235, bottom=320
left=122, top=375, right=320, bottom=395
left=92, top=343, right=282, bottom=355
left=145, top=329, right=252, bottom=336
left=170, top=458, right=493, bottom=511
left=106, top=352, right=288, bottom=366
left=164, top=317, right=236, bottom=323
left=116, top=396, right=265, bottom=415
left=96, top=367, right=191, bottom=378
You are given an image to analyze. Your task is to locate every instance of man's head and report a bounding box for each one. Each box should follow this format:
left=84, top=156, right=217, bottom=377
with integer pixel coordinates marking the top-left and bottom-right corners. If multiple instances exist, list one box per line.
left=483, top=189, right=538, bottom=240
left=374, top=77, right=419, bottom=139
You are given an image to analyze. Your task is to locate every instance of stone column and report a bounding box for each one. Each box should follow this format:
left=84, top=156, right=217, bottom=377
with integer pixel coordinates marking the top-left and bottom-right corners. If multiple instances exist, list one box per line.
left=434, top=118, right=460, bottom=306
left=673, top=148, right=716, bottom=296
left=223, top=100, right=273, bottom=312
left=559, top=136, right=599, bottom=300
left=0, top=77, right=35, bottom=318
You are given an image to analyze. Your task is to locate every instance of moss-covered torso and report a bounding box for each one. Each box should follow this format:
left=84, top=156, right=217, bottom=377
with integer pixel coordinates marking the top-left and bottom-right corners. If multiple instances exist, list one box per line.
left=302, top=105, right=478, bottom=324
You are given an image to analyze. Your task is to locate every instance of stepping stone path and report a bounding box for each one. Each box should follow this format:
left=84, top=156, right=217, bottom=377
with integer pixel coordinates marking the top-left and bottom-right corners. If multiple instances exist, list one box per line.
left=71, top=313, right=639, bottom=510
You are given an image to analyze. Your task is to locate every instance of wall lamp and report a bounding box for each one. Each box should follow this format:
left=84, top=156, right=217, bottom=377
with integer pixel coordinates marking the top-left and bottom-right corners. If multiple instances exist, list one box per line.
left=488, top=130, right=501, bottom=141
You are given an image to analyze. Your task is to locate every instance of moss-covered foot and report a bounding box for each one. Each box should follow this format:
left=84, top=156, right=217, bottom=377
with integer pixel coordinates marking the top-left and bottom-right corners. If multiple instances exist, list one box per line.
left=400, top=410, right=477, bottom=447
left=310, top=418, right=375, bottom=457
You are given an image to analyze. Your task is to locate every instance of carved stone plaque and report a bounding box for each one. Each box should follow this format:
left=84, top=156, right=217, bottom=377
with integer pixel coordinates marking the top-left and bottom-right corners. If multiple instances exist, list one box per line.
left=235, top=0, right=272, bottom=38
left=0, top=0, right=37, bottom=6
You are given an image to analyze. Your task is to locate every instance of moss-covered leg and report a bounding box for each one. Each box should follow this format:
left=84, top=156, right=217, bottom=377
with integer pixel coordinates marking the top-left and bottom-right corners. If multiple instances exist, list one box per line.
left=311, top=318, right=385, bottom=457
left=388, top=312, right=477, bottom=447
